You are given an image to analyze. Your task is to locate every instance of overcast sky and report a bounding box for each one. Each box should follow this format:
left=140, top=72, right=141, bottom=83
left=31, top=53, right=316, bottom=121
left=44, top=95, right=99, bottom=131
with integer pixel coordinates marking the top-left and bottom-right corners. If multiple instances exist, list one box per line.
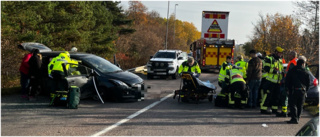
left=120, top=1, right=296, bottom=44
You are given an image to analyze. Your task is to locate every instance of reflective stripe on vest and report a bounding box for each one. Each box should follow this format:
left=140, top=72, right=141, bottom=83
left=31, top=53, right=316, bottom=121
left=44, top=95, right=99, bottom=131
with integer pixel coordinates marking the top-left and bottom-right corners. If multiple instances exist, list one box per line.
left=178, top=61, right=201, bottom=74
left=235, top=60, right=247, bottom=78
left=266, top=57, right=283, bottom=84
left=218, top=62, right=231, bottom=82
left=230, top=69, right=246, bottom=84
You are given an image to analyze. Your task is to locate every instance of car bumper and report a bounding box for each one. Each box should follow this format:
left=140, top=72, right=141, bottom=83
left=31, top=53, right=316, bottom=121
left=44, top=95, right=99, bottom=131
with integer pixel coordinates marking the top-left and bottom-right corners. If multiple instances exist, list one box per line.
left=147, top=67, right=175, bottom=75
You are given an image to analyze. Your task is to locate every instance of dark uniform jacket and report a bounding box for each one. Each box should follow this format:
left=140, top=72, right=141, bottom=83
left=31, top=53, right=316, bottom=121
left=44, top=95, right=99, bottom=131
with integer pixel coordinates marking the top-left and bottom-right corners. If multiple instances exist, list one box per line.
left=28, top=54, right=42, bottom=78
left=285, top=65, right=310, bottom=93
left=247, top=57, right=262, bottom=81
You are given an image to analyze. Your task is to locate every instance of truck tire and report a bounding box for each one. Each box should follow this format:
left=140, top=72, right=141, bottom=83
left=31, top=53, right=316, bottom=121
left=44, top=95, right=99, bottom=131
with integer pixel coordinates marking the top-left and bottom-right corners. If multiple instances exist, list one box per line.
left=147, top=73, right=153, bottom=79
left=172, top=68, right=178, bottom=79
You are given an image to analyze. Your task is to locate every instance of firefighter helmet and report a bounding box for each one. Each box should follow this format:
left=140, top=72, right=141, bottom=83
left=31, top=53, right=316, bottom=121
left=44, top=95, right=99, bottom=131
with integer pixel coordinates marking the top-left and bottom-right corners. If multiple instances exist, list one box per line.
left=275, top=46, right=284, bottom=53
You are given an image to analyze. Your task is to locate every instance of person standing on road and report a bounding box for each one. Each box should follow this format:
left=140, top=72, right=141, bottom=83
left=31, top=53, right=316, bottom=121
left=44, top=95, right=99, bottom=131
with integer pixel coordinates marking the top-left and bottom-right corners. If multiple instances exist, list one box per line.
left=246, top=50, right=262, bottom=108
left=260, top=47, right=284, bottom=114
left=28, top=49, right=42, bottom=101
left=285, top=56, right=310, bottom=124
left=277, top=51, right=298, bottom=117
left=18, top=47, right=34, bottom=99
left=178, top=57, right=201, bottom=77
left=285, top=51, right=298, bottom=76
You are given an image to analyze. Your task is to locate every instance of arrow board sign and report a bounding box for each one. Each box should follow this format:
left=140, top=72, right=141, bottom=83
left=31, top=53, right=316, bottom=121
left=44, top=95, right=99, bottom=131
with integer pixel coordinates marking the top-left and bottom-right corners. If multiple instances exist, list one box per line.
left=201, top=11, right=229, bottom=40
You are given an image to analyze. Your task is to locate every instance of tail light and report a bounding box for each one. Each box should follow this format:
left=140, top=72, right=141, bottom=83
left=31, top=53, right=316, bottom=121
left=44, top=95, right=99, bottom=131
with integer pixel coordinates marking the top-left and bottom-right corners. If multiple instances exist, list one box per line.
left=313, top=78, right=318, bottom=87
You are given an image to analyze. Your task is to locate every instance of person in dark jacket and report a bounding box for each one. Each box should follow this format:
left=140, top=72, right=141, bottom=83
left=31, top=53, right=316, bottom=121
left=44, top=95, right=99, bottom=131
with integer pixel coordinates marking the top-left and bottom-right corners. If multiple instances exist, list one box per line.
left=246, top=50, right=262, bottom=108
left=18, top=47, right=34, bottom=99
left=285, top=56, right=310, bottom=124
left=28, top=49, right=42, bottom=101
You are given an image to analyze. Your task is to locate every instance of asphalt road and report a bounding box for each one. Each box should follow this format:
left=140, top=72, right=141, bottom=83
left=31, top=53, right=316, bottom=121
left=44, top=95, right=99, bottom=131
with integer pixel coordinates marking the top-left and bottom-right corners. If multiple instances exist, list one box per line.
left=1, top=72, right=314, bottom=136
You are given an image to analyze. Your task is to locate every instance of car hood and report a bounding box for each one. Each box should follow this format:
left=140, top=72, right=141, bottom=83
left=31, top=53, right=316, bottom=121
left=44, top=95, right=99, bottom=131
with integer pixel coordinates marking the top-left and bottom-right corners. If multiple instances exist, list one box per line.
left=102, top=71, right=143, bottom=86
left=150, top=58, right=175, bottom=62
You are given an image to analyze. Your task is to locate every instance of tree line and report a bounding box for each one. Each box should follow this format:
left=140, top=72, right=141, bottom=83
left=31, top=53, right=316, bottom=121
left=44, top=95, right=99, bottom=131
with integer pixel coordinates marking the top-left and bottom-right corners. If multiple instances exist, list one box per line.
left=242, top=1, right=319, bottom=64
left=1, top=1, right=200, bottom=88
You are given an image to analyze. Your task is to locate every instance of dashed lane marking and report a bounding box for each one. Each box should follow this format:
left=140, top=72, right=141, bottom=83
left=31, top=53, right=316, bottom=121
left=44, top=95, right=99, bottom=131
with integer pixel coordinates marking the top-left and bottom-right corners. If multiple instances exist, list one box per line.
left=91, top=93, right=173, bottom=136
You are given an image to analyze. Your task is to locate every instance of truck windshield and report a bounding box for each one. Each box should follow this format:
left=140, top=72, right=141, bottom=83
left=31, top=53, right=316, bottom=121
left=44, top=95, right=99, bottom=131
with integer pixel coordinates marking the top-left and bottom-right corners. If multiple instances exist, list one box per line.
left=154, top=52, right=176, bottom=59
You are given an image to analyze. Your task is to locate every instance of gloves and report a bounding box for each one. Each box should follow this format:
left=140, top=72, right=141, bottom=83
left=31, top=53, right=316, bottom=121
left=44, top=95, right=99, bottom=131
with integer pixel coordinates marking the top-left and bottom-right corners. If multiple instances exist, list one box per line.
left=195, top=73, right=200, bottom=78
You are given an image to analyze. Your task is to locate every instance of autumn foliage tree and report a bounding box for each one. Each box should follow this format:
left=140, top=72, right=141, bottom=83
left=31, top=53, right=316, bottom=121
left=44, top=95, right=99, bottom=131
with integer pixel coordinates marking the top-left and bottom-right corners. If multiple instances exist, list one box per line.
left=245, top=13, right=301, bottom=61
left=115, top=1, right=200, bottom=69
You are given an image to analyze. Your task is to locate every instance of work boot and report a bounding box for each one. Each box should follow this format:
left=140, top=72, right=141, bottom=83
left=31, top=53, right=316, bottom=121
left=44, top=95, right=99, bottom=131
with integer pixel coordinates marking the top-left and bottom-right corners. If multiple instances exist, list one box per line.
left=276, top=112, right=287, bottom=117
left=260, top=110, right=272, bottom=114
left=286, top=120, right=298, bottom=124
left=228, top=104, right=235, bottom=108
left=272, top=109, right=278, bottom=114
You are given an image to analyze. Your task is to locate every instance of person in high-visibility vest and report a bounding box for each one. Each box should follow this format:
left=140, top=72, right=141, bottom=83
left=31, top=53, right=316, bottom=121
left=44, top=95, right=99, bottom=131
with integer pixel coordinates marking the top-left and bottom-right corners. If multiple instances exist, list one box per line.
left=178, top=57, right=201, bottom=77
left=260, top=46, right=284, bottom=114
left=258, top=51, right=269, bottom=105
left=217, top=56, right=233, bottom=101
left=277, top=51, right=298, bottom=117
left=235, top=55, right=247, bottom=81
left=226, top=66, right=247, bottom=108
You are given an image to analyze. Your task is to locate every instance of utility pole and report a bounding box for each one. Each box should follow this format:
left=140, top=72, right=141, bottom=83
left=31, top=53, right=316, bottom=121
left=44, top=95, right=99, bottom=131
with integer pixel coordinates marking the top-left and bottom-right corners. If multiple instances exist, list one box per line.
left=165, top=1, right=170, bottom=50
left=314, top=2, right=318, bottom=33
left=173, top=4, right=178, bottom=47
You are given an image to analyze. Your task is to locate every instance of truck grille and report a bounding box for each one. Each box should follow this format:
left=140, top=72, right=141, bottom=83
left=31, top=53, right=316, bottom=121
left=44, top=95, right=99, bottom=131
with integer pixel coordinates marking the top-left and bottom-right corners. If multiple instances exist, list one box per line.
left=151, top=62, right=169, bottom=68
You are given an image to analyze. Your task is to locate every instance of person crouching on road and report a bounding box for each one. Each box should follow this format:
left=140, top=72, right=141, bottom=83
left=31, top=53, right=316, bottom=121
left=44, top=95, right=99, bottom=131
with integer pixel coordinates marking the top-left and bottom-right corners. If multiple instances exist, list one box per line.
left=217, top=56, right=233, bottom=95
left=285, top=56, right=310, bottom=124
left=246, top=50, right=262, bottom=109
left=226, top=66, right=248, bottom=109
left=178, top=57, right=201, bottom=77
left=235, top=55, right=247, bottom=81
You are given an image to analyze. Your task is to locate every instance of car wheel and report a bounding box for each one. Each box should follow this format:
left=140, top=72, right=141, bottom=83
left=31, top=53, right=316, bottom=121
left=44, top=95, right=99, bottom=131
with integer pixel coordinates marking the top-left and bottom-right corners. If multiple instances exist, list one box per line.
left=208, top=95, right=213, bottom=102
left=147, top=73, right=153, bottom=79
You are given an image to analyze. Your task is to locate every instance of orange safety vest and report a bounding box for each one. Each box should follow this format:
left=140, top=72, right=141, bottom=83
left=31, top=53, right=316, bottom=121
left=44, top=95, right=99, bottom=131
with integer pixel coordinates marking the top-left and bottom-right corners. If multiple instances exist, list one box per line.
left=285, top=57, right=298, bottom=77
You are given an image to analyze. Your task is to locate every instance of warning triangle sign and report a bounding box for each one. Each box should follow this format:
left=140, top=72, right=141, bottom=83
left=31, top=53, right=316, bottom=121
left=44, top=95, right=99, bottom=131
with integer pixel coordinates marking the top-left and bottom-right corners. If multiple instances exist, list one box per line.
left=207, top=20, right=222, bottom=33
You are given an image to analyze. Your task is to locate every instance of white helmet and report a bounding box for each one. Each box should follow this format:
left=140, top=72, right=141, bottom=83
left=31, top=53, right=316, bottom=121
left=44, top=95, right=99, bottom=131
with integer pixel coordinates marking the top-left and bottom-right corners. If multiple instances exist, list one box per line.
left=256, top=52, right=262, bottom=57
left=71, top=47, right=77, bottom=52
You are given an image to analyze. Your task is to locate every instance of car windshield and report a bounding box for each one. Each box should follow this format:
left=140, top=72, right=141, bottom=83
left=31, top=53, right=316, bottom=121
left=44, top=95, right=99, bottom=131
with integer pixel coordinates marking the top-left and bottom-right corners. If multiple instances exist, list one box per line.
left=82, top=55, right=122, bottom=73
left=154, top=52, right=176, bottom=59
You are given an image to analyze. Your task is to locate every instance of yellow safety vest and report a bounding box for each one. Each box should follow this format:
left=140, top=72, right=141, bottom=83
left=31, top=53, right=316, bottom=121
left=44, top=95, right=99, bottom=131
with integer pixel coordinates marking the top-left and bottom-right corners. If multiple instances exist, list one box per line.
left=266, top=56, right=283, bottom=84
left=235, top=60, right=247, bottom=79
left=262, top=56, right=270, bottom=78
left=229, top=68, right=246, bottom=84
left=218, top=61, right=232, bottom=82
left=178, top=61, right=201, bottom=74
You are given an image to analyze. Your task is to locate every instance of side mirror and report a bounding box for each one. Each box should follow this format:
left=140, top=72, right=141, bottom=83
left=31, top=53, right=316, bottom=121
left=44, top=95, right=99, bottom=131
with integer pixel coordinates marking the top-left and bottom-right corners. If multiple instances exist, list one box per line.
left=178, top=57, right=183, bottom=60
left=116, top=64, right=121, bottom=68
left=150, top=56, right=153, bottom=59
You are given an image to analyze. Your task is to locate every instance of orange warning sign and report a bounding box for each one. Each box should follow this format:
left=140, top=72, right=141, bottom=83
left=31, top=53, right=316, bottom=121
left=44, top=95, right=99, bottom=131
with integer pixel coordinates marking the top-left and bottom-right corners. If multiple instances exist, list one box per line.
left=207, top=20, right=222, bottom=33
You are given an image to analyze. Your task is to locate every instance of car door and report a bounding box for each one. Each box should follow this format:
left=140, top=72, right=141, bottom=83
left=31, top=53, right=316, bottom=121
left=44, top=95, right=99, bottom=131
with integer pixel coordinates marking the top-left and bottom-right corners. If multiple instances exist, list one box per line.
left=64, top=63, right=95, bottom=99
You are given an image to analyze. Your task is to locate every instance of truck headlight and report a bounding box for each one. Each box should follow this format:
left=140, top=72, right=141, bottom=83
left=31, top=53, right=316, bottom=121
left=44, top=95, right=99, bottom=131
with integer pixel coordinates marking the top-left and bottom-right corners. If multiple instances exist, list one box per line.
left=110, top=79, right=129, bottom=88
left=147, top=62, right=152, bottom=67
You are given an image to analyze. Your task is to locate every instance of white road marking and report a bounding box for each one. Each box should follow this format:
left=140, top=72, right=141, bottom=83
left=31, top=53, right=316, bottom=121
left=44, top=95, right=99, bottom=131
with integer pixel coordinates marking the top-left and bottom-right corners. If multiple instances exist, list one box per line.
left=1, top=103, right=49, bottom=106
left=91, top=93, right=173, bottom=136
